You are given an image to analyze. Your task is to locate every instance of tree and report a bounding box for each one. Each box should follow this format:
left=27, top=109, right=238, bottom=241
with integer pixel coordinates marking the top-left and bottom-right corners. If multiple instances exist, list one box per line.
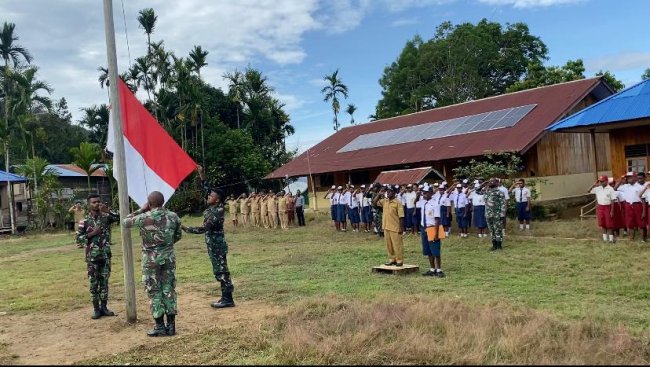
left=188, top=45, right=208, bottom=78
left=137, top=8, right=157, bottom=57
left=321, top=69, right=348, bottom=131
left=346, top=103, right=357, bottom=125
left=643, top=68, right=650, bottom=81
left=79, top=104, right=110, bottom=149
left=375, top=20, right=548, bottom=118
left=507, top=59, right=585, bottom=93
left=595, top=70, right=625, bottom=92
left=70, top=142, right=101, bottom=192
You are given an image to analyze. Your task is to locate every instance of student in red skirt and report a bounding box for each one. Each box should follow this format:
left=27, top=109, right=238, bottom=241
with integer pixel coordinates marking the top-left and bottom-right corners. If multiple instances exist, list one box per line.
left=610, top=178, right=626, bottom=237
left=640, top=174, right=650, bottom=240
left=615, top=172, right=645, bottom=241
left=588, top=175, right=616, bottom=243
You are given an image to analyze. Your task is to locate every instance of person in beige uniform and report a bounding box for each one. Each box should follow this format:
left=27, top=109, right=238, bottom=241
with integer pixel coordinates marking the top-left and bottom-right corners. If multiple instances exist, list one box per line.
left=227, top=195, right=239, bottom=227
left=69, top=201, right=86, bottom=248
left=250, top=192, right=260, bottom=227
left=260, top=193, right=269, bottom=229
left=267, top=191, right=278, bottom=229
left=239, top=193, right=250, bottom=226
left=278, top=191, right=288, bottom=229
left=373, top=185, right=405, bottom=266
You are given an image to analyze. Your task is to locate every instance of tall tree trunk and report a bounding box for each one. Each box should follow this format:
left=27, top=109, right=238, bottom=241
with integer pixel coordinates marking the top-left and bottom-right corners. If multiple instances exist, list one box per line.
left=4, top=58, right=15, bottom=234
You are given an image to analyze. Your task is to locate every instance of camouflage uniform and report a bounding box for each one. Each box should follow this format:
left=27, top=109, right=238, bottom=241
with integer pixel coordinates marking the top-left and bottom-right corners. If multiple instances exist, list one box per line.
left=484, top=187, right=506, bottom=242
left=122, top=208, right=182, bottom=318
left=185, top=204, right=233, bottom=293
left=76, top=211, right=120, bottom=303
left=372, top=192, right=384, bottom=235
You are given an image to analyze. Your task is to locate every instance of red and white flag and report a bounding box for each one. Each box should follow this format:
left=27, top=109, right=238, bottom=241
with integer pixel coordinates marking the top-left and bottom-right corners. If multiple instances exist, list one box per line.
left=107, top=79, right=197, bottom=207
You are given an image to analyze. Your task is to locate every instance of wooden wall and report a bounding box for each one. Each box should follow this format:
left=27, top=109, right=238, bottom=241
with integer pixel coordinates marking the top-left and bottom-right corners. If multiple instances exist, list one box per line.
left=609, top=123, right=650, bottom=177
left=531, top=131, right=611, bottom=177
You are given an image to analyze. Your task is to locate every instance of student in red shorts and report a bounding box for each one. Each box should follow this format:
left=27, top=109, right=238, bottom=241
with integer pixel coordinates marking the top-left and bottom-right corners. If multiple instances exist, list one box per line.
left=588, top=175, right=616, bottom=243
left=610, top=178, right=626, bottom=237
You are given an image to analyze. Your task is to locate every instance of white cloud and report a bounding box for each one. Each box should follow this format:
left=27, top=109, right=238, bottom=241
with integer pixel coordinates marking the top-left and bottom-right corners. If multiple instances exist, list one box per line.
left=477, top=0, right=584, bottom=8
left=309, top=78, right=329, bottom=88
left=274, top=93, right=305, bottom=113
left=390, top=18, right=419, bottom=27
left=586, top=52, right=650, bottom=72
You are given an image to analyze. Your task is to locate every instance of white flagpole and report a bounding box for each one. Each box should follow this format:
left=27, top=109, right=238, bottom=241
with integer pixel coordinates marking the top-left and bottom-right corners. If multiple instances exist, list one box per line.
left=102, top=0, right=137, bottom=323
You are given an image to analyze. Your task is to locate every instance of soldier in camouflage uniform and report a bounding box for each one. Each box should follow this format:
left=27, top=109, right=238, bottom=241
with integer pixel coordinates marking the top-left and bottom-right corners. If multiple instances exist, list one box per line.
left=76, top=194, right=120, bottom=319
left=184, top=166, right=235, bottom=308
left=123, top=191, right=182, bottom=337
left=371, top=184, right=384, bottom=237
left=484, top=178, right=506, bottom=251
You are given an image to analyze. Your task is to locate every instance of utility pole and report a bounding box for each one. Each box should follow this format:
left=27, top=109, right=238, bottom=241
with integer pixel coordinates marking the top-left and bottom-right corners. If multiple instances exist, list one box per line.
left=102, top=0, right=137, bottom=323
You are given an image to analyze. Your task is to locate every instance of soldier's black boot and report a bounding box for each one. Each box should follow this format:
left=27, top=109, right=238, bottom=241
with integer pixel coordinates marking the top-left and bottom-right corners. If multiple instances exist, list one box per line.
left=490, top=240, right=498, bottom=252
left=147, top=317, right=168, bottom=337
left=100, top=300, right=116, bottom=316
left=91, top=300, right=102, bottom=320
left=166, top=314, right=176, bottom=336
left=497, top=241, right=503, bottom=250
left=211, top=292, right=235, bottom=308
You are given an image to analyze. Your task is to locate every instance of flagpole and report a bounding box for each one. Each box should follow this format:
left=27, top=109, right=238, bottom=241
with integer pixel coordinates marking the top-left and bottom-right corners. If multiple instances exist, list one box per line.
left=103, top=0, right=137, bottom=323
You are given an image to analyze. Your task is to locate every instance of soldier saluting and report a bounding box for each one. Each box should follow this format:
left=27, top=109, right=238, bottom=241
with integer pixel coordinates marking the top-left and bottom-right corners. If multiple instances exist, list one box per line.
left=484, top=178, right=507, bottom=251
left=123, top=191, right=183, bottom=337
left=182, top=166, right=235, bottom=309
left=76, top=194, right=120, bottom=320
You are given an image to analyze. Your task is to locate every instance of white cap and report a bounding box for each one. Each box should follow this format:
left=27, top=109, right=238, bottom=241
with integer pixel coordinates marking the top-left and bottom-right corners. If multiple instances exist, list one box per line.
left=456, top=184, right=462, bottom=188
left=441, top=181, right=447, bottom=186
left=462, top=179, right=468, bottom=184
left=473, top=180, right=479, bottom=184
left=331, top=185, right=336, bottom=189
left=407, top=184, right=412, bottom=188
left=474, top=183, right=480, bottom=189
left=626, top=171, right=634, bottom=176
left=418, top=184, right=424, bottom=189
left=350, top=185, right=355, bottom=188
left=433, top=182, right=440, bottom=187
left=337, top=186, right=343, bottom=189
left=360, top=184, right=366, bottom=188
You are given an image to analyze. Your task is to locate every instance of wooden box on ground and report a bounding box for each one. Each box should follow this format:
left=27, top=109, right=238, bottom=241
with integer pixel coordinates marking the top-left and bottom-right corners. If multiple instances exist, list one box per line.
left=372, top=264, right=419, bottom=275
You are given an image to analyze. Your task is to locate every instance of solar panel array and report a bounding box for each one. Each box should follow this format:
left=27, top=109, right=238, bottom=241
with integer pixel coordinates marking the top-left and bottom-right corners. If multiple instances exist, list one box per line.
left=338, top=104, right=537, bottom=153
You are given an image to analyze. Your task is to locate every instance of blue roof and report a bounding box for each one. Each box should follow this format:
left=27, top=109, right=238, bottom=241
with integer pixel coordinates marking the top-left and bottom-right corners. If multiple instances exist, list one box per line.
left=0, top=170, right=28, bottom=183
left=548, top=78, right=650, bottom=131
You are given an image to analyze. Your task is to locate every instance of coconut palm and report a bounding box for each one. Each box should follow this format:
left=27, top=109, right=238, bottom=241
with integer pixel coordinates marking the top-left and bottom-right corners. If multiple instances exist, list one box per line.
left=321, top=69, right=348, bottom=131
left=70, top=142, right=101, bottom=192
left=346, top=103, right=357, bottom=125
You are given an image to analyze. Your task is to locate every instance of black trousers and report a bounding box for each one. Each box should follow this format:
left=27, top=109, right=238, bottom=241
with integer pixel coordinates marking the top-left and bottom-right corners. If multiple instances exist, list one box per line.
left=296, top=206, right=305, bottom=226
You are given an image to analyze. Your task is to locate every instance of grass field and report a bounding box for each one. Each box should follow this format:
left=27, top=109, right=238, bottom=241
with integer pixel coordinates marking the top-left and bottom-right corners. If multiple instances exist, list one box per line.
left=1, top=213, right=650, bottom=364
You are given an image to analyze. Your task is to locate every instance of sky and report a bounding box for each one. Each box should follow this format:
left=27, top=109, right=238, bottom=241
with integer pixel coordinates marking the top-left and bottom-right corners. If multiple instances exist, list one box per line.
left=2, top=0, right=650, bottom=155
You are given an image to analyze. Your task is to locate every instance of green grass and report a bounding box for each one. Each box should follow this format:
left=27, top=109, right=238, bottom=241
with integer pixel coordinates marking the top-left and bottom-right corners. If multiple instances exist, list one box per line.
left=2, top=214, right=650, bottom=363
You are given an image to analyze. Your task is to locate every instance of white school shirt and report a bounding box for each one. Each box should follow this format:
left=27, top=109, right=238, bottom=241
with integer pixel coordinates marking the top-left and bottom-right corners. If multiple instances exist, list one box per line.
left=326, top=192, right=334, bottom=205
left=349, top=192, right=359, bottom=209
left=421, top=198, right=441, bottom=227
left=469, top=192, right=485, bottom=206
left=405, top=191, right=417, bottom=209
left=416, top=196, right=426, bottom=209
left=332, top=192, right=342, bottom=205
left=437, top=192, right=451, bottom=207
left=342, top=191, right=352, bottom=206
left=449, top=191, right=469, bottom=208
left=498, top=185, right=510, bottom=200
left=642, top=187, right=650, bottom=202
left=618, top=183, right=643, bottom=204
left=590, top=185, right=616, bottom=205
left=357, top=193, right=368, bottom=207
left=512, top=187, right=531, bottom=203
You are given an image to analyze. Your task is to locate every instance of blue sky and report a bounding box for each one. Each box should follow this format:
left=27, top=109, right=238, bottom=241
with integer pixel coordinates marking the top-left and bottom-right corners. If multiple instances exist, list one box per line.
left=2, top=0, right=649, bottom=154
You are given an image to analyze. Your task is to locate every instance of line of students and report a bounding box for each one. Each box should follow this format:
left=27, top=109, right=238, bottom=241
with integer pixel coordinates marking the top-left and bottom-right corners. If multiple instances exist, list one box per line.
left=589, top=171, right=650, bottom=243
left=225, top=190, right=307, bottom=230
left=325, top=177, right=533, bottom=238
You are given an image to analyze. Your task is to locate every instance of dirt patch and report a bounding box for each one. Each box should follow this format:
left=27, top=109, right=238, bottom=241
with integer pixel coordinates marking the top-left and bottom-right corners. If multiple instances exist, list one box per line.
left=0, top=287, right=279, bottom=365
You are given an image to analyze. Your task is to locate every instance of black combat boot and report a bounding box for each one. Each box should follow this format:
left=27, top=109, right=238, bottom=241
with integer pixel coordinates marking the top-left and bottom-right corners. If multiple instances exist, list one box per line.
left=490, top=240, right=498, bottom=252
left=211, top=292, right=235, bottom=308
left=497, top=241, right=503, bottom=250
left=147, top=317, right=168, bottom=337
left=100, top=300, right=116, bottom=316
left=91, top=300, right=102, bottom=319
left=166, top=314, right=176, bottom=336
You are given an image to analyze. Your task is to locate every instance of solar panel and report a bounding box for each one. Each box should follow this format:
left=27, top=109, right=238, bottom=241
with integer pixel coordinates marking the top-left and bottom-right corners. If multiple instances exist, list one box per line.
left=337, top=104, right=537, bottom=153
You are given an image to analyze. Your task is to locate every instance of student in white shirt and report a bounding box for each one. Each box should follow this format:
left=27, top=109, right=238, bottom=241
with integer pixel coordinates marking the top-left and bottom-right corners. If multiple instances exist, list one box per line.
left=358, top=185, right=371, bottom=233
left=333, top=186, right=345, bottom=232
left=468, top=183, right=487, bottom=238
left=324, top=185, right=337, bottom=228
left=497, top=179, right=510, bottom=236
left=588, top=175, right=617, bottom=243
left=348, top=186, right=361, bottom=232
left=510, top=178, right=532, bottom=230
left=449, top=184, right=469, bottom=238
left=404, top=184, right=418, bottom=234
left=440, top=184, right=453, bottom=236
left=639, top=173, right=650, bottom=241
left=615, top=172, right=645, bottom=241
left=420, top=186, right=444, bottom=277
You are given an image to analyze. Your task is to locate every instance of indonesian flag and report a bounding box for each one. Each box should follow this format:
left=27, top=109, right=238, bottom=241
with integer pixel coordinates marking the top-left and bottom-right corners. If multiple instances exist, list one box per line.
left=106, top=79, right=197, bottom=207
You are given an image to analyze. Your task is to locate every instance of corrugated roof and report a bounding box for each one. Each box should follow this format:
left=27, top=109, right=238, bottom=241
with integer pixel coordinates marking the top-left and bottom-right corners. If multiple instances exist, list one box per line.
left=0, top=170, right=28, bottom=183
left=268, top=78, right=610, bottom=179
left=374, top=167, right=431, bottom=185
left=47, top=164, right=107, bottom=177
left=548, top=78, right=650, bottom=133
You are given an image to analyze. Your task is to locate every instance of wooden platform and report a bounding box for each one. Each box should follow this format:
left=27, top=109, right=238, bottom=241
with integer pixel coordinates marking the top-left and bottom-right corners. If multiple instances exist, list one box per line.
left=372, top=264, right=419, bottom=275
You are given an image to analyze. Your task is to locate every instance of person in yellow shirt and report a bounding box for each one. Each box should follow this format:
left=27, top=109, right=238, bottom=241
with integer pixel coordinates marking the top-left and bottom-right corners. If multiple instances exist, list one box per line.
left=260, top=193, right=269, bottom=229
left=278, top=191, right=289, bottom=229
left=250, top=192, right=260, bottom=227
left=373, top=185, right=405, bottom=266
left=267, top=191, right=278, bottom=229
left=239, top=193, right=250, bottom=226
left=227, top=195, right=239, bottom=227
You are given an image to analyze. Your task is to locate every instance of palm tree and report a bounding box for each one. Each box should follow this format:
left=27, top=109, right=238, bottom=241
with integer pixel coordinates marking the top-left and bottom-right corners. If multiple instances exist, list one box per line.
left=70, top=142, right=101, bottom=193
left=1, top=22, right=32, bottom=234
left=188, top=45, right=208, bottom=78
left=137, top=8, right=157, bottom=57
left=133, top=56, right=154, bottom=101
left=321, top=69, right=348, bottom=131
left=223, top=70, right=245, bottom=128
left=346, top=103, right=357, bottom=125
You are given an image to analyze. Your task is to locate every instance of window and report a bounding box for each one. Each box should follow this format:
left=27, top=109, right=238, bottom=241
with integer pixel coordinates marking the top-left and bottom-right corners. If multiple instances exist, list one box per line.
left=319, top=174, right=334, bottom=189
left=625, top=144, right=649, bottom=174
left=627, top=158, right=647, bottom=174
left=350, top=171, right=370, bottom=185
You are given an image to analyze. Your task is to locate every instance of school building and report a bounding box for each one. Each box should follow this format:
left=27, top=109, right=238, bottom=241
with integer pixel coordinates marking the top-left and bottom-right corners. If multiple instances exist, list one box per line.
left=548, top=78, right=650, bottom=177
left=266, top=77, right=616, bottom=209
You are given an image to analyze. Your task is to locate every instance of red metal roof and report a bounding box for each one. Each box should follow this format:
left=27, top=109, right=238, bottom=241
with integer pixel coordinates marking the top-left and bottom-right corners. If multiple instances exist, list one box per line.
left=267, top=78, right=607, bottom=179
left=374, top=167, right=431, bottom=185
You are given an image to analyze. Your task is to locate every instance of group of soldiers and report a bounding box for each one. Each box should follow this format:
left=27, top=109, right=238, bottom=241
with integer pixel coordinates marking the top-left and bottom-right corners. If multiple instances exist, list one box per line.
left=588, top=171, right=650, bottom=243
left=225, top=190, right=307, bottom=229
left=75, top=166, right=235, bottom=337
